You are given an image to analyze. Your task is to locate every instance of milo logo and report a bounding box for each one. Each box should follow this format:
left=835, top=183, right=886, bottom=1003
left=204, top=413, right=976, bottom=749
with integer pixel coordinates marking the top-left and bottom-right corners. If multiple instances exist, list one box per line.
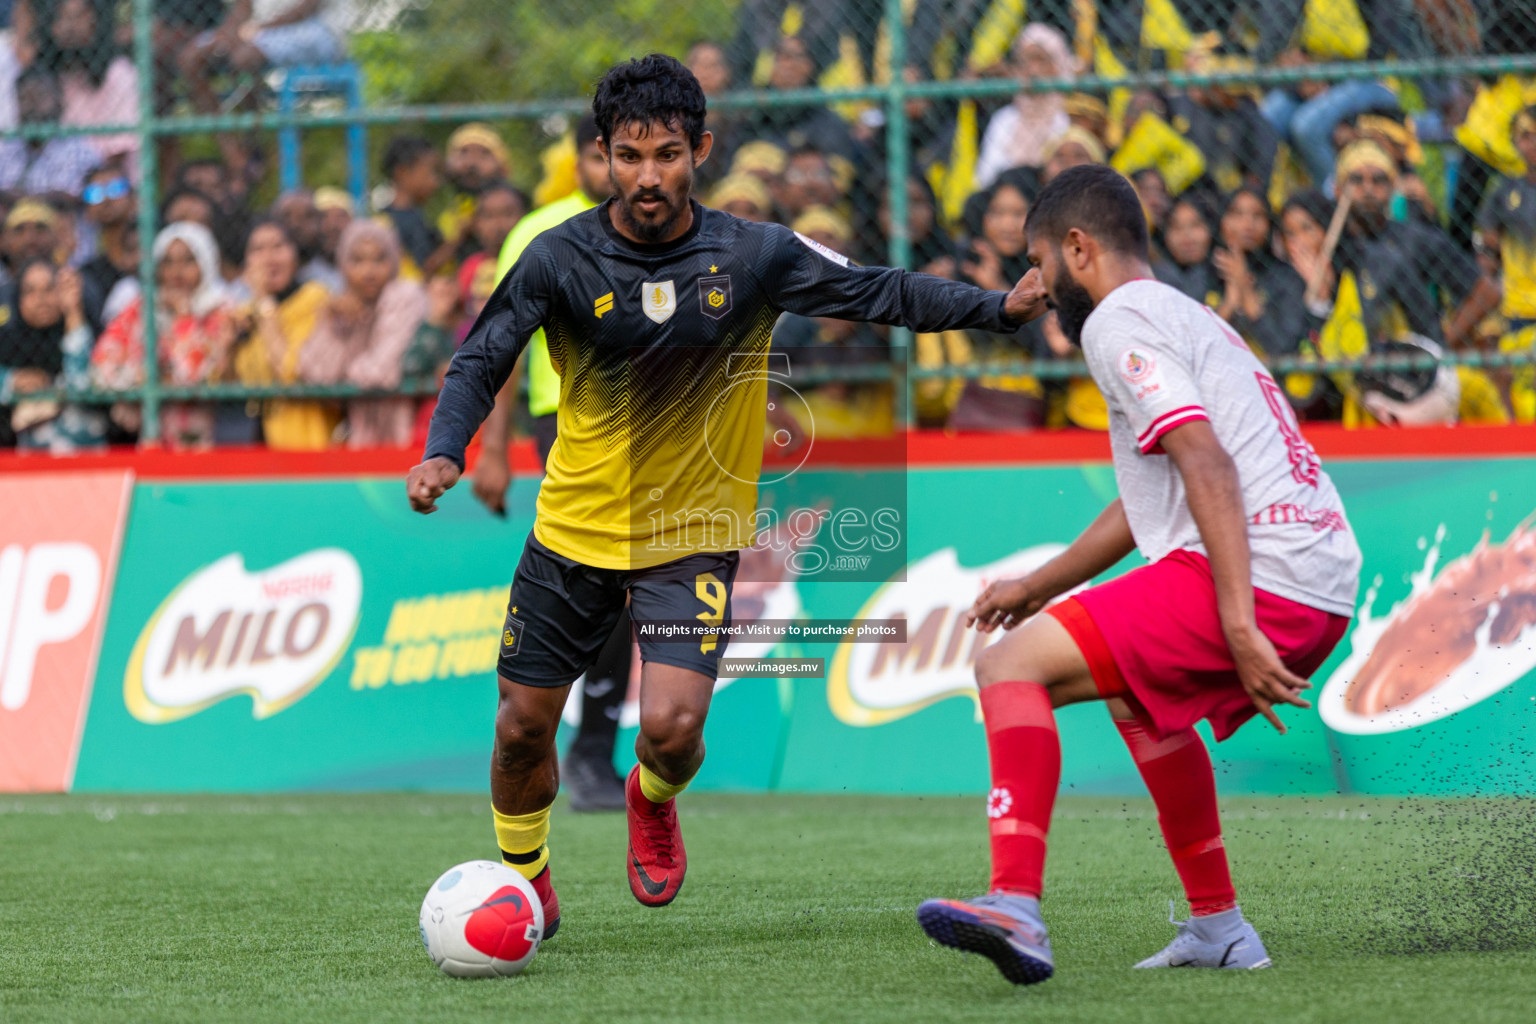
left=124, top=549, right=362, bottom=723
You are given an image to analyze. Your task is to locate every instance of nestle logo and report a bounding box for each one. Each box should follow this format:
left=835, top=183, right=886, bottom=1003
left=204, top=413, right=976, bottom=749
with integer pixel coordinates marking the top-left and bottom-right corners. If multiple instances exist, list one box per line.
left=125, top=550, right=362, bottom=723
left=262, top=573, right=334, bottom=600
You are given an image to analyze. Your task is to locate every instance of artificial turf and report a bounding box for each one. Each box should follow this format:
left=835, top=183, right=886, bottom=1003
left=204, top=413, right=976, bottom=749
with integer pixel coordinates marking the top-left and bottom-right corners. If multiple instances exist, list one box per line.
left=2, top=793, right=1534, bottom=1023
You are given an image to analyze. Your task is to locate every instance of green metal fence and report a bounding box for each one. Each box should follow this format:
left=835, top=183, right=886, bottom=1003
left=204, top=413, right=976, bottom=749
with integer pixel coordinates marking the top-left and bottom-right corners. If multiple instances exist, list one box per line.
left=3, top=0, right=1536, bottom=441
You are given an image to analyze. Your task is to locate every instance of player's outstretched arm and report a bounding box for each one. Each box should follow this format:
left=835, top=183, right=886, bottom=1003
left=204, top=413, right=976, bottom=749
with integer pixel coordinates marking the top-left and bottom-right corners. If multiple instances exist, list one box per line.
left=1159, top=420, right=1312, bottom=733
left=763, top=225, right=1049, bottom=333
left=967, top=499, right=1135, bottom=632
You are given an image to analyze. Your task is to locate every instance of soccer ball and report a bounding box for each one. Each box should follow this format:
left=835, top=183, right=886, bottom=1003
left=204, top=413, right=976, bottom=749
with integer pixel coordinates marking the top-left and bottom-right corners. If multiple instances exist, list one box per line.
left=419, top=860, right=544, bottom=977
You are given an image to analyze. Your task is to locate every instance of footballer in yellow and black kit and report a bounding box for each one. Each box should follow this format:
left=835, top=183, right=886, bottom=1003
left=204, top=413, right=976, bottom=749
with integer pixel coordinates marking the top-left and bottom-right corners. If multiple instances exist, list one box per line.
left=424, top=196, right=1023, bottom=685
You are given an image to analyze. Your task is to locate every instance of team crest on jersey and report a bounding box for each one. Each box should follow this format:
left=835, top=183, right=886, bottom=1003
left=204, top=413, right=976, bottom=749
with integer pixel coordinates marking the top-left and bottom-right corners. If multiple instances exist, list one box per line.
left=1118, top=348, right=1156, bottom=383
left=698, top=274, right=732, bottom=319
left=642, top=280, right=677, bottom=324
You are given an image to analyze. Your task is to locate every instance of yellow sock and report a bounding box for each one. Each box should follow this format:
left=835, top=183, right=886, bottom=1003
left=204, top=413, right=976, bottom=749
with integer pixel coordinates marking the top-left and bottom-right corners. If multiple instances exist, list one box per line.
left=492, top=803, right=551, bottom=880
left=638, top=762, right=693, bottom=804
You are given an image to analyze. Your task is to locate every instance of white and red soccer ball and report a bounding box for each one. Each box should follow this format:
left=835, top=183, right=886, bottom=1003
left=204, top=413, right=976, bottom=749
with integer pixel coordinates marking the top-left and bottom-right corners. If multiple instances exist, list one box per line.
left=420, top=860, right=544, bottom=977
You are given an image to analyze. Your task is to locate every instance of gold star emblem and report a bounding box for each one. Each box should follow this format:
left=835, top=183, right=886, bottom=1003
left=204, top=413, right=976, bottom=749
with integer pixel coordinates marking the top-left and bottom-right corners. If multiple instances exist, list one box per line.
left=512, top=606, right=518, bottom=614
left=709, top=265, right=718, bottom=273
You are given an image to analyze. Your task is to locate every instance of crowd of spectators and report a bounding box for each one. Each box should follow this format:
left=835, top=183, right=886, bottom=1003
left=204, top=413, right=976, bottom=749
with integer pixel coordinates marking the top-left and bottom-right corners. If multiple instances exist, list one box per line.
left=1, top=0, right=1535, bottom=452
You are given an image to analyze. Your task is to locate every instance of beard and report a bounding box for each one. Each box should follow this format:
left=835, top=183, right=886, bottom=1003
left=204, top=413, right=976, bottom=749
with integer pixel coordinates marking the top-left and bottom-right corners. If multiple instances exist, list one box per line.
left=448, top=169, right=488, bottom=195
left=1049, top=266, right=1097, bottom=347
left=615, top=189, right=685, bottom=243
left=1348, top=202, right=1388, bottom=237
left=610, top=165, right=690, bottom=243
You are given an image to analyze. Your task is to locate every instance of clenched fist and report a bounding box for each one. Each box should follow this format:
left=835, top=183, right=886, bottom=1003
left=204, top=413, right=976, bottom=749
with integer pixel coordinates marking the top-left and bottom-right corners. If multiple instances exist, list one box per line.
left=1003, top=267, right=1049, bottom=324
left=407, top=456, right=462, bottom=513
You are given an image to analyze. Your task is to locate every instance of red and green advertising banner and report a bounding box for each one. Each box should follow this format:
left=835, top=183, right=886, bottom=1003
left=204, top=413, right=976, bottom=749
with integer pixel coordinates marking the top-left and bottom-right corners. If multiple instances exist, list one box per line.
left=4, top=427, right=1535, bottom=796
left=0, top=470, right=131, bottom=792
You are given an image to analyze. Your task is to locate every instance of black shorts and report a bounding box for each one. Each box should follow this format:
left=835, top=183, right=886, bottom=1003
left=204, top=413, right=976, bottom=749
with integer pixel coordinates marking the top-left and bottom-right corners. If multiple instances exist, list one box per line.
left=498, top=532, right=739, bottom=687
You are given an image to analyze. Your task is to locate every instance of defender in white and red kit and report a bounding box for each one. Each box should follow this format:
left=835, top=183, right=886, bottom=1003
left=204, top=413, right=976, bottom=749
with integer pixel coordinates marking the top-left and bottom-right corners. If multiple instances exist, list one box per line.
left=916, top=164, right=1362, bottom=986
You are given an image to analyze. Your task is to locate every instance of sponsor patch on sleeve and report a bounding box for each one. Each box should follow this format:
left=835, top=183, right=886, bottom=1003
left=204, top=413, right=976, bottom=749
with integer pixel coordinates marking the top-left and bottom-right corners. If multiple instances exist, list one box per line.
left=795, top=230, right=851, bottom=268
left=1118, top=348, right=1156, bottom=383
left=1117, top=348, right=1166, bottom=401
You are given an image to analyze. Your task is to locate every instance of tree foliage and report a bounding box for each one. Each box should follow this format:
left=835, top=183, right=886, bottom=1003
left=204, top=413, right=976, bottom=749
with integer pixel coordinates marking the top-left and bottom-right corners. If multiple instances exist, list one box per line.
left=356, top=0, right=739, bottom=106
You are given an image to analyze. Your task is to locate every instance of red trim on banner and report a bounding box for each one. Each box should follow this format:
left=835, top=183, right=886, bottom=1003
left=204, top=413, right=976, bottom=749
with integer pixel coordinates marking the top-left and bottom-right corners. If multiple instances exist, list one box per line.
left=0, top=470, right=134, bottom=793
left=66, top=468, right=133, bottom=791
left=0, top=444, right=544, bottom=480
left=1301, top=423, right=1536, bottom=459
left=0, top=423, right=1533, bottom=479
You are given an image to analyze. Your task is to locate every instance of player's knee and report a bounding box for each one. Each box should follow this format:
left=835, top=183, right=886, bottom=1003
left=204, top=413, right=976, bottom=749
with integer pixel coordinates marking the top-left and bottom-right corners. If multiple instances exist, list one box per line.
left=638, top=702, right=705, bottom=756
left=975, top=641, right=1031, bottom=689
left=493, top=702, right=557, bottom=770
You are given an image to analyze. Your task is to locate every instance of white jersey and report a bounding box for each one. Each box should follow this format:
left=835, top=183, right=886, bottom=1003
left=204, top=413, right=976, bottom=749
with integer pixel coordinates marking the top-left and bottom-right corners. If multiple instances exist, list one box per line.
left=1080, top=279, right=1361, bottom=617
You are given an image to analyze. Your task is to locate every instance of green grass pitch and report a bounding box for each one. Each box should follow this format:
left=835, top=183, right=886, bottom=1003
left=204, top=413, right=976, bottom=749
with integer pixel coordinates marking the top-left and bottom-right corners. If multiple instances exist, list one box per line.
left=3, top=792, right=1534, bottom=1023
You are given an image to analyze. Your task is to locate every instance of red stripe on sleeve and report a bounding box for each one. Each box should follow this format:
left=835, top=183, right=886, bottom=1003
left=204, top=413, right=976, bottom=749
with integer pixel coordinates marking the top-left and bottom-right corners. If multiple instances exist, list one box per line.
left=1138, top=410, right=1209, bottom=454
left=1136, top=405, right=1207, bottom=447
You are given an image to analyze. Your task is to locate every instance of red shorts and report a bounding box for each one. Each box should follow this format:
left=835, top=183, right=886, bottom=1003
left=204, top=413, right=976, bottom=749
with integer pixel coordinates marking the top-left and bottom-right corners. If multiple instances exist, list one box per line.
left=1045, top=550, right=1350, bottom=742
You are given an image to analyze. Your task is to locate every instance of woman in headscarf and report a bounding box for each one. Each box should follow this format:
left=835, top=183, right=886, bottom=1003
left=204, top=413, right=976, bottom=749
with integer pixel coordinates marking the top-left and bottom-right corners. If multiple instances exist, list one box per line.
left=1213, top=186, right=1307, bottom=357
left=299, top=220, right=427, bottom=448
left=0, top=260, right=104, bottom=451
left=875, top=172, right=955, bottom=276
left=922, top=168, right=1059, bottom=431
left=1276, top=188, right=1345, bottom=418
left=1132, top=168, right=1173, bottom=263
left=1154, top=192, right=1221, bottom=306
left=90, top=221, right=234, bottom=449
left=1279, top=189, right=1338, bottom=335
left=228, top=218, right=337, bottom=449
left=958, top=167, right=1035, bottom=295
left=973, top=23, right=1075, bottom=190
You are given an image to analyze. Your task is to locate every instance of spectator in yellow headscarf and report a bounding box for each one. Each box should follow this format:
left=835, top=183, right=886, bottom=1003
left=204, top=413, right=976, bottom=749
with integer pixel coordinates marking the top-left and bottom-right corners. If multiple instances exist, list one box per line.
left=439, top=122, right=513, bottom=254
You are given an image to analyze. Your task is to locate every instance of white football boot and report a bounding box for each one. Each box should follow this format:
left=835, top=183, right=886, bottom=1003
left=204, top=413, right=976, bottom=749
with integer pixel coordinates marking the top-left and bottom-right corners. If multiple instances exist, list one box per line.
left=1133, top=903, right=1273, bottom=970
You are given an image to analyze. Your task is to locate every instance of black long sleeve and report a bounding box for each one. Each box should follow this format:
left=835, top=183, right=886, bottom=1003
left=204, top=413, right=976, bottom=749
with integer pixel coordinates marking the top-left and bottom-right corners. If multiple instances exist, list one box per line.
left=761, top=224, right=1020, bottom=334
left=423, top=237, right=556, bottom=468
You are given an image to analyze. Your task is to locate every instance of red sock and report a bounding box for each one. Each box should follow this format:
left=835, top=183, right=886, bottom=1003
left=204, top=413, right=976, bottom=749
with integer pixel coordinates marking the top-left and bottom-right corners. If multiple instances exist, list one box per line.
left=979, top=681, right=1060, bottom=899
left=1115, top=718, right=1236, bottom=916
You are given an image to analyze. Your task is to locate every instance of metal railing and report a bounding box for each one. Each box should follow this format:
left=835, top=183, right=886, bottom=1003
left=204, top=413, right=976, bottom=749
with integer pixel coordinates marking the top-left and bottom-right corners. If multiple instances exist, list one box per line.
left=2, top=0, right=1534, bottom=439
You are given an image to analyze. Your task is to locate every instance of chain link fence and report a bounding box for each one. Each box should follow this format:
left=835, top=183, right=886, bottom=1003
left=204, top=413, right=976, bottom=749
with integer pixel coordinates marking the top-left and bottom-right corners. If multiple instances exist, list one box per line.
left=0, top=0, right=1534, bottom=447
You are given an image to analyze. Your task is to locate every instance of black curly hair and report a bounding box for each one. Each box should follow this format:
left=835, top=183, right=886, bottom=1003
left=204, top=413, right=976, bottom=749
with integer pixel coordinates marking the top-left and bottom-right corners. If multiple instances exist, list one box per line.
left=592, top=53, right=707, bottom=150
left=382, top=136, right=436, bottom=180
left=1027, top=164, right=1149, bottom=259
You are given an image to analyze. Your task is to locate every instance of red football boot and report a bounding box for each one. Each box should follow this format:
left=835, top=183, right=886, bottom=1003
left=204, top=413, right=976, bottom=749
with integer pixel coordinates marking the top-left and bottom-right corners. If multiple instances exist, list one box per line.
left=625, top=766, right=687, bottom=906
left=529, top=865, right=560, bottom=939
